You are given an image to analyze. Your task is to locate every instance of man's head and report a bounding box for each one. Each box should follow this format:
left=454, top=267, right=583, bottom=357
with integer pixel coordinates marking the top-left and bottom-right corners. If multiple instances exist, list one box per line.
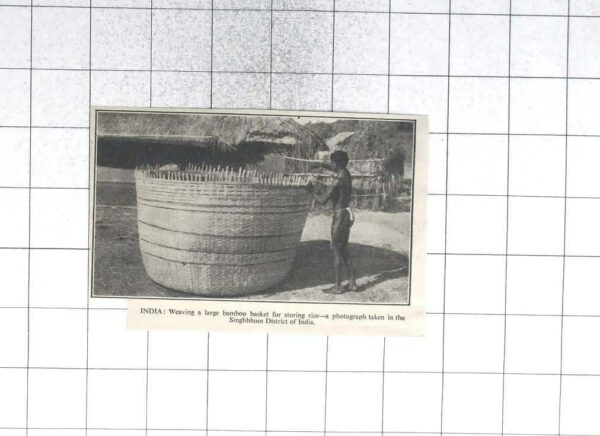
left=330, top=150, right=349, bottom=170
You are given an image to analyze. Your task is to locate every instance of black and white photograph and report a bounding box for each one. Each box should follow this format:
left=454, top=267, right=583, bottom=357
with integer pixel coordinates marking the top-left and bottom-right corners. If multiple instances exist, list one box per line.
left=91, top=109, right=426, bottom=313
left=5, top=0, right=600, bottom=428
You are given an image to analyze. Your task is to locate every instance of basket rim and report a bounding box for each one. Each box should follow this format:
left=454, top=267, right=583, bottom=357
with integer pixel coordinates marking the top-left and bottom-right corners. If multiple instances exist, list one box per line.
left=136, top=177, right=311, bottom=191
left=134, top=165, right=316, bottom=191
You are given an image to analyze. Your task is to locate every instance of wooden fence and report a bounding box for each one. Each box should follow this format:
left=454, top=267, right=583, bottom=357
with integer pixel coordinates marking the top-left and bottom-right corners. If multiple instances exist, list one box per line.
left=281, top=156, right=411, bottom=212
left=311, top=174, right=411, bottom=212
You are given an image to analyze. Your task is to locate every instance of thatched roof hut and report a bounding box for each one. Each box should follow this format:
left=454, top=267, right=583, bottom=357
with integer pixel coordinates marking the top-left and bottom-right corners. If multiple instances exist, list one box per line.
left=95, top=112, right=328, bottom=169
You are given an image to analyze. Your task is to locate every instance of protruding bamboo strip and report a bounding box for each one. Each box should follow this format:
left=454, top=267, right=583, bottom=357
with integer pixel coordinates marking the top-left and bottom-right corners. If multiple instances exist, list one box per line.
left=136, top=163, right=323, bottom=189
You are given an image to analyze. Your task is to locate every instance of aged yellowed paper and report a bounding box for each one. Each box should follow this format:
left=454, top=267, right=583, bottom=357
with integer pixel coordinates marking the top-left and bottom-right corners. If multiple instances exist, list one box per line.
left=89, top=108, right=427, bottom=336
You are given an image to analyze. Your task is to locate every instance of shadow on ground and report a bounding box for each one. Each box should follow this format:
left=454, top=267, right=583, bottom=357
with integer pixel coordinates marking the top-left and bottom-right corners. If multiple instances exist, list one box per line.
left=274, top=240, right=407, bottom=292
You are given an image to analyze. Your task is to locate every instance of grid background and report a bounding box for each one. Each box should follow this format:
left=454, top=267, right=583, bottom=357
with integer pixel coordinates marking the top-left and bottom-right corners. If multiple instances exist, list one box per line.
left=2, top=0, right=600, bottom=435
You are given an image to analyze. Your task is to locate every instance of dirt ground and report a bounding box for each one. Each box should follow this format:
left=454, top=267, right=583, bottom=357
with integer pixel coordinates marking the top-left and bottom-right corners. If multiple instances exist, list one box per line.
left=93, top=183, right=411, bottom=304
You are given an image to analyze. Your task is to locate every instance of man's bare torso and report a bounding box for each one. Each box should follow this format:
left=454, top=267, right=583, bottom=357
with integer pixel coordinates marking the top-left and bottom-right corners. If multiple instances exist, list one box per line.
left=331, top=169, right=352, bottom=211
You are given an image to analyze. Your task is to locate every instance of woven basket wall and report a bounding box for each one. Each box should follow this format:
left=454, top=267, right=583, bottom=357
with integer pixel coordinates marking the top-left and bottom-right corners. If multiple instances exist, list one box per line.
left=135, top=169, right=312, bottom=296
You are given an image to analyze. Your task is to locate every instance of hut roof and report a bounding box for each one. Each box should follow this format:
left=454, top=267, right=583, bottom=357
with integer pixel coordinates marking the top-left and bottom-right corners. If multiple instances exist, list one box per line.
left=96, top=112, right=327, bottom=158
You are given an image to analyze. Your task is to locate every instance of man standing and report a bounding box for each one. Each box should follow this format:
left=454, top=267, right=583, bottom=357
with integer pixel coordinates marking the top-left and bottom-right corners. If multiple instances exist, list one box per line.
left=307, top=151, right=357, bottom=294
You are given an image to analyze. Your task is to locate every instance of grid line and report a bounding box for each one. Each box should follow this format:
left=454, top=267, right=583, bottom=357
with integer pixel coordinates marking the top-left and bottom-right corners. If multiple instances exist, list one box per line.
left=558, top=1, right=572, bottom=433
left=6, top=188, right=600, bottom=202
left=265, top=334, right=269, bottom=436
left=6, top=125, right=600, bottom=137
left=5, top=309, right=600, bottom=318
left=209, top=0, right=214, bottom=109
left=5, top=307, right=600, bottom=318
left=85, top=4, right=92, bottom=434
left=269, top=0, right=273, bottom=109
left=323, top=336, right=329, bottom=436
left=24, top=1, right=33, bottom=434
left=331, top=0, right=336, bottom=111
left=3, top=428, right=600, bottom=435
left=386, top=0, right=391, bottom=113
left=206, top=332, right=210, bottom=436
left=9, top=66, right=600, bottom=80
left=149, top=0, right=153, bottom=107
left=2, top=2, right=595, bottom=435
left=440, top=0, right=452, bottom=433
left=5, top=367, right=600, bottom=377
left=1, top=3, right=600, bottom=18
left=145, top=332, right=150, bottom=436
left=381, top=337, right=386, bottom=436
left=500, top=2, right=513, bottom=434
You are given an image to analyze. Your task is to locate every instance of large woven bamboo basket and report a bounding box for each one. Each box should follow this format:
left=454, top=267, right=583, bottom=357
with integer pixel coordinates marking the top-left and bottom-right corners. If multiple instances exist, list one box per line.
left=134, top=166, right=313, bottom=296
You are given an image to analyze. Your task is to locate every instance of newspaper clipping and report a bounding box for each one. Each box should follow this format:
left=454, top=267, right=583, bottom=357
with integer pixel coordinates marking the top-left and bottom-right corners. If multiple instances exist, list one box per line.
left=89, top=109, right=428, bottom=336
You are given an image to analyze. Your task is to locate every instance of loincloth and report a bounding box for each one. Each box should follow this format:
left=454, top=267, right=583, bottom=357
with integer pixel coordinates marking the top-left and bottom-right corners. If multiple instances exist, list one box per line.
left=331, top=208, right=354, bottom=248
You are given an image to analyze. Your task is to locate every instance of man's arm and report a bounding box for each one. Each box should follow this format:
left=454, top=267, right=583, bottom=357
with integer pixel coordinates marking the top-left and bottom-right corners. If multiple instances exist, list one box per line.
left=309, top=161, right=335, bottom=172
left=309, top=183, right=335, bottom=205
left=307, top=176, right=340, bottom=205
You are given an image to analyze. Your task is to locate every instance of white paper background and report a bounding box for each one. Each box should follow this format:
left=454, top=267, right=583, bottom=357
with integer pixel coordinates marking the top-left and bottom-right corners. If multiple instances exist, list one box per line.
left=1, top=0, right=600, bottom=435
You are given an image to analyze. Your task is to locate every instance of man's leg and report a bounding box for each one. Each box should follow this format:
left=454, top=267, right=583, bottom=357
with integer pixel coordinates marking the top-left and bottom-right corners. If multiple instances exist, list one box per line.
left=339, top=212, right=357, bottom=291
left=323, top=243, right=345, bottom=294
left=333, top=245, right=343, bottom=289
left=325, top=213, right=345, bottom=294
left=341, top=245, right=357, bottom=291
